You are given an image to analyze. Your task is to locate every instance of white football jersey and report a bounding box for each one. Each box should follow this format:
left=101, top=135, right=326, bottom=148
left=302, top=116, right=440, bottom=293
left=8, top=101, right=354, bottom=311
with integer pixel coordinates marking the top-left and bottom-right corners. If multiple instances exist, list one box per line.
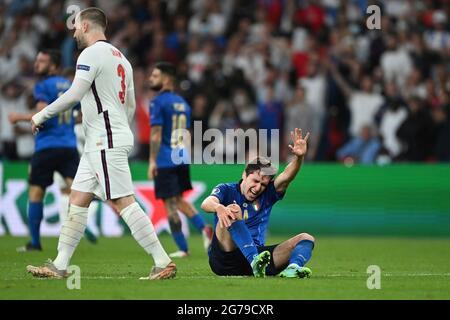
left=74, top=41, right=134, bottom=152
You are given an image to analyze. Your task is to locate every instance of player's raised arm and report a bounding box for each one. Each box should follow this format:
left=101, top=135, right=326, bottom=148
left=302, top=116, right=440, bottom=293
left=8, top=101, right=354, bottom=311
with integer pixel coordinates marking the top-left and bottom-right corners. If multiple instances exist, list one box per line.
left=274, top=128, right=310, bottom=193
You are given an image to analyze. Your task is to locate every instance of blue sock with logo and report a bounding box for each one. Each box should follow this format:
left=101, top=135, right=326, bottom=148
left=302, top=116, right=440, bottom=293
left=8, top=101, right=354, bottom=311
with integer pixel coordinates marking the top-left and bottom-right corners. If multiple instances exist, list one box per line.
left=172, top=231, right=188, bottom=253
left=28, top=201, right=43, bottom=247
left=289, top=240, right=314, bottom=267
left=228, top=220, right=258, bottom=265
left=190, top=213, right=206, bottom=232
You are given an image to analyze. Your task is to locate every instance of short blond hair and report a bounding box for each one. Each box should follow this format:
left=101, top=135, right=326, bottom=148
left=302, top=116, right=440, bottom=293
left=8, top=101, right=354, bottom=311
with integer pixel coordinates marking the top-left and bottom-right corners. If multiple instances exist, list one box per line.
left=79, top=7, right=107, bottom=31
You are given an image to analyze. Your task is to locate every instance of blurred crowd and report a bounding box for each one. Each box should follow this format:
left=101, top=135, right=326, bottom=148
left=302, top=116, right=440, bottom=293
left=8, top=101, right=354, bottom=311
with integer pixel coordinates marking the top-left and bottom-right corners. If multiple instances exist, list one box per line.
left=1, top=0, right=449, bottom=163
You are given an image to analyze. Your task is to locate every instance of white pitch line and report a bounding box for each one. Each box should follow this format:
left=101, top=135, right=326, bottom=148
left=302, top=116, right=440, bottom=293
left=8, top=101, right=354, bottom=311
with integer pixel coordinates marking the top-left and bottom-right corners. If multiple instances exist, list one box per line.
left=6, top=273, right=450, bottom=281
left=317, top=273, right=450, bottom=277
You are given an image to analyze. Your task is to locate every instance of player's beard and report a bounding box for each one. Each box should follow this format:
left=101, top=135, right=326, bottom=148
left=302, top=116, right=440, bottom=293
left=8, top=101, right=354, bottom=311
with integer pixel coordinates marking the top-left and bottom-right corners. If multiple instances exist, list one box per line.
left=35, top=65, right=50, bottom=77
left=150, top=83, right=163, bottom=91
left=76, top=35, right=87, bottom=50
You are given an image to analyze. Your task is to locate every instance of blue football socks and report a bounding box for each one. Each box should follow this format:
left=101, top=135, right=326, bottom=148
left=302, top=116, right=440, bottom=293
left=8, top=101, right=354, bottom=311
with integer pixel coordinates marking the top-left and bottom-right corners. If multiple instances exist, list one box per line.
left=228, top=220, right=258, bottom=264
left=289, top=239, right=314, bottom=267
left=28, top=201, right=44, bottom=247
left=190, top=213, right=206, bottom=231
left=172, top=231, right=189, bottom=253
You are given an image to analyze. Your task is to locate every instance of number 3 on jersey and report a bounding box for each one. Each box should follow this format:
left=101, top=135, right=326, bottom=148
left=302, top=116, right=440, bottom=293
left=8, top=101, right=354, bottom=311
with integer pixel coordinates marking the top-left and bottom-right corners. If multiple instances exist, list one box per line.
left=117, top=64, right=126, bottom=104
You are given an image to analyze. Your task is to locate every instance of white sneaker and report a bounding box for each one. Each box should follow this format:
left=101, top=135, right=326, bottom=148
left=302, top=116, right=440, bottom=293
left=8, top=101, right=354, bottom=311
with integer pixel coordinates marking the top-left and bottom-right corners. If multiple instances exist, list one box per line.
left=169, top=250, right=189, bottom=258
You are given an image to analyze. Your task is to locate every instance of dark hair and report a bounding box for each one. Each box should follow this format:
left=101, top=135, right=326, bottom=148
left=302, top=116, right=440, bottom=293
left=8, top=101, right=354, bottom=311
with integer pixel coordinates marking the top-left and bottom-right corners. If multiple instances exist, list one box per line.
left=40, top=49, right=61, bottom=68
left=80, top=7, right=107, bottom=31
left=245, top=157, right=278, bottom=178
left=154, top=62, right=177, bottom=79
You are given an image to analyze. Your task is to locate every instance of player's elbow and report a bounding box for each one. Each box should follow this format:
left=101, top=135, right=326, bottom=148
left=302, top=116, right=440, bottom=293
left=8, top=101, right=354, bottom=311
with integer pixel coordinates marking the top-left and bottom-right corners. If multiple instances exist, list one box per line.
left=150, top=129, right=162, bottom=142
left=200, top=199, right=209, bottom=212
left=201, top=197, right=216, bottom=212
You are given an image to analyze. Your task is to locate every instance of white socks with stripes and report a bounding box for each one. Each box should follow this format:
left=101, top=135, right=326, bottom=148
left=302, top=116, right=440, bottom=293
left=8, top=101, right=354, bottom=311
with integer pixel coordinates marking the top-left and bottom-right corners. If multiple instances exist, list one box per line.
left=120, top=202, right=171, bottom=268
left=53, top=204, right=88, bottom=270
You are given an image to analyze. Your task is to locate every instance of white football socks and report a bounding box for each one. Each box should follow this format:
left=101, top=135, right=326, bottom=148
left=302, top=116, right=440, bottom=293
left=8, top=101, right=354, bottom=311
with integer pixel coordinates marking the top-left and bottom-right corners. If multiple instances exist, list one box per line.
left=87, top=200, right=100, bottom=237
left=120, top=202, right=171, bottom=268
left=53, top=204, right=88, bottom=270
left=58, top=193, right=70, bottom=225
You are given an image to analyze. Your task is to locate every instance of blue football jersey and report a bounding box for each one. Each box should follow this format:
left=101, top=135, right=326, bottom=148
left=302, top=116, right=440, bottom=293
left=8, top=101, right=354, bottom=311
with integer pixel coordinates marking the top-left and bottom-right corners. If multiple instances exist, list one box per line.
left=149, top=91, right=191, bottom=168
left=33, top=76, right=77, bottom=152
left=210, top=181, right=285, bottom=246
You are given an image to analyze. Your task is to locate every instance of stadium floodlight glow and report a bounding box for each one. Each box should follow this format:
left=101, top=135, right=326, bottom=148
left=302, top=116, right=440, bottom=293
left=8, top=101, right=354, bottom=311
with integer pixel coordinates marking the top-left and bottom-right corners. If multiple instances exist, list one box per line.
left=170, top=121, right=280, bottom=168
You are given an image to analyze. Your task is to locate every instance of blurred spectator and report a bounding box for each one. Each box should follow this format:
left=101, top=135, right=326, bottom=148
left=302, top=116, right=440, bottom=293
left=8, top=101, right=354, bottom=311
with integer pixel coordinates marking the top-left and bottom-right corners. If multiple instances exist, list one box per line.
left=232, top=89, right=257, bottom=130
left=377, top=82, right=408, bottom=160
left=336, top=125, right=381, bottom=165
left=1, top=0, right=450, bottom=164
left=284, top=85, right=320, bottom=161
left=328, top=60, right=384, bottom=139
left=380, top=33, right=413, bottom=88
left=432, top=106, right=450, bottom=162
left=257, top=86, right=283, bottom=135
left=397, top=97, right=434, bottom=161
left=298, top=55, right=326, bottom=135
left=0, top=81, right=29, bottom=160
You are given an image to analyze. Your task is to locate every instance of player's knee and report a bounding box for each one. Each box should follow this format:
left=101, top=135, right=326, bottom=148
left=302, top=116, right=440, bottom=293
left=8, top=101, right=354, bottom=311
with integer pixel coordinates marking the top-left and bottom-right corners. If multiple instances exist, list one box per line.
left=69, top=190, right=93, bottom=208
left=233, top=211, right=243, bottom=221
left=175, top=195, right=184, bottom=206
left=28, top=186, right=45, bottom=202
left=297, top=232, right=315, bottom=243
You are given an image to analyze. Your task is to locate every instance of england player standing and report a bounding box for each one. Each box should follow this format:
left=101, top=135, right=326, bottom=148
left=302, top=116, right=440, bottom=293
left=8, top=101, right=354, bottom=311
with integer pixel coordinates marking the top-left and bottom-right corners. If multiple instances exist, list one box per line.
left=148, top=62, right=213, bottom=258
left=8, top=49, right=80, bottom=252
left=26, top=7, right=176, bottom=280
left=201, top=128, right=315, bottom=278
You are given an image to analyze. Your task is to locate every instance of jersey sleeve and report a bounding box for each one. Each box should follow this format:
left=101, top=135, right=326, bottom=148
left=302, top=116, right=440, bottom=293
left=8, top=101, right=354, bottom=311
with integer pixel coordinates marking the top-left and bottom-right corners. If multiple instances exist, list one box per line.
left=265, top=181, right=285, bottom=206
left=150, top=97, right=163, bottom=127
left=210, top=183, right=230, bottom=204
left=74, top=47, right=100, bottom=84
left=33, top=82, right=50, bottom=104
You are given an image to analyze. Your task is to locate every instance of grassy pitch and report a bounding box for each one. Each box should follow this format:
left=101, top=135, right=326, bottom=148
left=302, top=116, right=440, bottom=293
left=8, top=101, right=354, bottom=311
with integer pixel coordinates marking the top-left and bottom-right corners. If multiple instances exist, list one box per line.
left=1, top=234, right=450, bottom=300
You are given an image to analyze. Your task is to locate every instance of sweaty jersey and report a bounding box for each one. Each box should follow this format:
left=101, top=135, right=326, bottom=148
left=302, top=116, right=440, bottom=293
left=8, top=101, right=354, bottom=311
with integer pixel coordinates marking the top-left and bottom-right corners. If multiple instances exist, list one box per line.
left=74, top=40, right=134, bottom=152
left=33, top=76, right=77, bottom=152
left=150, top=91, right=191, bottom=168
left=210, top=181, right=284, bottom=246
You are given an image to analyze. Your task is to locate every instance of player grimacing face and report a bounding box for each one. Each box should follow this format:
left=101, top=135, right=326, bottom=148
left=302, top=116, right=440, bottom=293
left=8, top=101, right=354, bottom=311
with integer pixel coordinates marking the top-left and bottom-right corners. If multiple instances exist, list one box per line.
left=34, top=52, right=52, bottom=76
left=241, top=171, right=272, bottom=201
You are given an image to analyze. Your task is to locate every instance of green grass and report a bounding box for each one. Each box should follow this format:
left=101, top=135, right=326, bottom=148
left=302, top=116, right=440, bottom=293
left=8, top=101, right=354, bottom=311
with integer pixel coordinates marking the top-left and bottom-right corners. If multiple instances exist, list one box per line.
left=1, top=235, right=450, bottom=300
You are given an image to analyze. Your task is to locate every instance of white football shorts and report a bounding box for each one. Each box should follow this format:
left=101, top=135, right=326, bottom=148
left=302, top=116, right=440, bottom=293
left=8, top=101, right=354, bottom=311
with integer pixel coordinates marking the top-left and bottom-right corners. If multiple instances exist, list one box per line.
left=71, top=145, right=134, bottom=201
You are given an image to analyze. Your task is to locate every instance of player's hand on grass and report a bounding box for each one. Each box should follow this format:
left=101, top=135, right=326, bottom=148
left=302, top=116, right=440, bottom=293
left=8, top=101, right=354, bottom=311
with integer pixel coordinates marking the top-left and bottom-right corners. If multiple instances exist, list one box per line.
left=148, top=160, right=157, bottom=180
left=216, top=204, right=237, bottom=229
left=31, top=119, right=42, bottom=135
left=288, top=128, right=310, bottom=157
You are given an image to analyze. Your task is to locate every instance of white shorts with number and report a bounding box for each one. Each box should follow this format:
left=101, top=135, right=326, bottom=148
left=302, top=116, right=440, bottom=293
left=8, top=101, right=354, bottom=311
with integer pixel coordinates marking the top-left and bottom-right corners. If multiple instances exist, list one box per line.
left=71, top=146, right=134, bottom=201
